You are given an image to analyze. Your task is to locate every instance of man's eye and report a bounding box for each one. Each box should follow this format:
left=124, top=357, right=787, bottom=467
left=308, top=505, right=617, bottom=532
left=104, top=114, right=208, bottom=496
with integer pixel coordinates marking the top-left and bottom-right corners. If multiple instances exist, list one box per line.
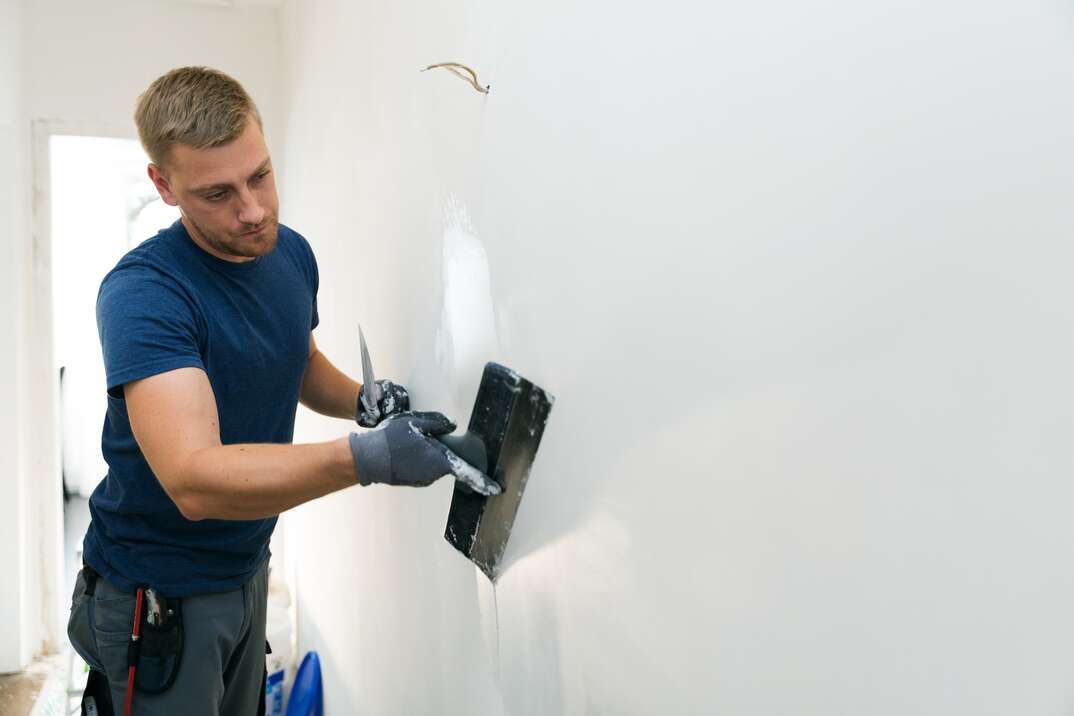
left=205, top=192, right=227, bottom=202
left=252, top=171, right=270, bottom=184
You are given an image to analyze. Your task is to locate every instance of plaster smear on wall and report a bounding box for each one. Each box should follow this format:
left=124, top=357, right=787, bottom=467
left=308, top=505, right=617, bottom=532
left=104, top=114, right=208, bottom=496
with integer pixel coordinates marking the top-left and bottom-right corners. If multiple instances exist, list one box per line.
left=432, top=197, right=507, bottom=691
left=435, top=196, right=501, bottom=418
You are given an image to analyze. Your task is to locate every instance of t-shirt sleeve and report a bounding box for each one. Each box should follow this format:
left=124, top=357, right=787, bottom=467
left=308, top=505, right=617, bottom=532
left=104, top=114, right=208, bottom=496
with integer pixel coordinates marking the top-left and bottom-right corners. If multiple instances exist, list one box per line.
left=97, top=263, right=206, bottom=398
left=310, top=261, right=320, bottom=332
left=292, top=229, right=320, bottom=331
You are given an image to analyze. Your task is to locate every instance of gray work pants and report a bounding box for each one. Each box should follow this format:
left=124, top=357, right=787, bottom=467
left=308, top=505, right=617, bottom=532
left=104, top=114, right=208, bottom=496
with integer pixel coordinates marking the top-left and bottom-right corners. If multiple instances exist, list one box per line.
left=67, top=560, right=268, bottom=715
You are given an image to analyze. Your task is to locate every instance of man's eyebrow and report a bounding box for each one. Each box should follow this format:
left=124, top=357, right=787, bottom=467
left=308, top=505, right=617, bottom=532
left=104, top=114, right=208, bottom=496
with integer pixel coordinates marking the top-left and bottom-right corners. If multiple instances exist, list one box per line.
left=190, top=159, right=272, bottom=195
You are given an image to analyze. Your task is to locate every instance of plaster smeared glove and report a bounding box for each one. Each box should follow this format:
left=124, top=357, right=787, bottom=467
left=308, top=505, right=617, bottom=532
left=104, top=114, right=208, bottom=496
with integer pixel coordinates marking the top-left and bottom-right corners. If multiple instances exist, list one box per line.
left=348, top=411, right=502, bottom=496
left=355, top=379, right=410, bottom=428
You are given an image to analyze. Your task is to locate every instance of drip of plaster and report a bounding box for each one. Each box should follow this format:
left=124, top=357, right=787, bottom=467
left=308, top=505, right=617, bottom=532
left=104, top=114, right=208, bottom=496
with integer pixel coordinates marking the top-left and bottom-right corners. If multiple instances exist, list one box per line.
left=476, top=568, right=501, bottom=683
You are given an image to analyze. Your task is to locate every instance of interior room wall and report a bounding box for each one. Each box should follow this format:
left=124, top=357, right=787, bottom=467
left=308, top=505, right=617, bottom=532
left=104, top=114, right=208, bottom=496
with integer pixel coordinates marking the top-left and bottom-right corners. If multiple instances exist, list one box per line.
left=278, top=1, right=1074, bottom=713
left=6, top=0, right=284, bottom=669
left=25, top=0, right=284, bottom=160
left=0, top=0, right=32, bottom=675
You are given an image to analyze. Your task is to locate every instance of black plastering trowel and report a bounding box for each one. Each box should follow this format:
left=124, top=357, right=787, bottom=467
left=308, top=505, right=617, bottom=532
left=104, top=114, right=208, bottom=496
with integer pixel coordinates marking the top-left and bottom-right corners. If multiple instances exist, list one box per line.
left=437, top=362, right=554, bottom=581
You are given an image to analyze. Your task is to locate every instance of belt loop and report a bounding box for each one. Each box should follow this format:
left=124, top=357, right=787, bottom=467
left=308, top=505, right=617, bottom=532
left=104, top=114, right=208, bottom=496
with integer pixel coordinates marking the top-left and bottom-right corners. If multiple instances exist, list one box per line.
left=82, top=564, right=99, bottom=597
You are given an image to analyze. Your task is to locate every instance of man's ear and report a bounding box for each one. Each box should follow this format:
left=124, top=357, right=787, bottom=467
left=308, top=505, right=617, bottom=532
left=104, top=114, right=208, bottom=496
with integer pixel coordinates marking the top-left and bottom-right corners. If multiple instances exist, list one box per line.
left=147, top=163, right=179, bottom=206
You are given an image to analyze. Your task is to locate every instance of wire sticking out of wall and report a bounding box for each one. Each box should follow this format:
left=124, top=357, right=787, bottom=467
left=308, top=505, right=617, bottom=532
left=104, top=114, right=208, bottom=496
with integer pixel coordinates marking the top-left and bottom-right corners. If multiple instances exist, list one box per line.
left=422, top=63, right=490, bottom=94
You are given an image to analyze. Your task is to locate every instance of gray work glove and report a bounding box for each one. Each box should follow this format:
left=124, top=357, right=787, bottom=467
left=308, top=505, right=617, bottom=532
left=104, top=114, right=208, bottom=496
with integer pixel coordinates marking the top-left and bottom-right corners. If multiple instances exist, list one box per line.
left=348, top=411, right=502, bottom=496
left=355, top=379, right=410, bottom=428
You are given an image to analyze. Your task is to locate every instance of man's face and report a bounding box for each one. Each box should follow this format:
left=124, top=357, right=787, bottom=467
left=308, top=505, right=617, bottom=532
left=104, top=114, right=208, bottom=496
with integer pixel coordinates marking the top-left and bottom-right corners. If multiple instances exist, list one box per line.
left=148, top=118, right=279, bottom=261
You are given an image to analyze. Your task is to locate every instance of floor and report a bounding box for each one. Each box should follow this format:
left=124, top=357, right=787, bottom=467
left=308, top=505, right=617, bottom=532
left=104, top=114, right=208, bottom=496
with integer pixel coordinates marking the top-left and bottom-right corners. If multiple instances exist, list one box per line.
left=0, top=654, right=69, bottom=716
left=0, top=670, right=46, bottom=715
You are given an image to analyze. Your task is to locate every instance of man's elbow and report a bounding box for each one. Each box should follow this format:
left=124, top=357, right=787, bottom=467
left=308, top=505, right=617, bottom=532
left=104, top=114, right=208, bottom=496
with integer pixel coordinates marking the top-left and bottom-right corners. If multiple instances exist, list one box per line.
left=166, top=483, right=207, bottom=522
left=157, top=463, right=209, bottom=522
left=176, top=496, right=207, bottom=522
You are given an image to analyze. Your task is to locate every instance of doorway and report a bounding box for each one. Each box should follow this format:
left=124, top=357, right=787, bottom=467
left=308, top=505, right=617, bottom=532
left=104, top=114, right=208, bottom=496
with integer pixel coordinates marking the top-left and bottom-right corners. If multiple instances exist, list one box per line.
left=47, top=132, right=178, bottom=663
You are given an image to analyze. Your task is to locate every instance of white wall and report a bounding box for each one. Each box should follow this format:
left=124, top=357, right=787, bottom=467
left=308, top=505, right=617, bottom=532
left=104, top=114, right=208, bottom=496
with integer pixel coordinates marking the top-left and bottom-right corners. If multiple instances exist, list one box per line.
left=0, top=0, right=32, bottom=675
left=1, top=0, right=284, bottom=670
left=278, top=1, right=1074, bottom=714
left=25, top=0, right=284, bottom=160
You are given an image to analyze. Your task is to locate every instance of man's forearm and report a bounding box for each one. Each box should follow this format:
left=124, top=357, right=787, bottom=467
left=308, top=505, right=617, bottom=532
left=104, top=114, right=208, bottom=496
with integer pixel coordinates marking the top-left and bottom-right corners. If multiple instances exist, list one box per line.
left=300, top=347, right=361, bottom=420
left=176, top=437, right=355, bottom=521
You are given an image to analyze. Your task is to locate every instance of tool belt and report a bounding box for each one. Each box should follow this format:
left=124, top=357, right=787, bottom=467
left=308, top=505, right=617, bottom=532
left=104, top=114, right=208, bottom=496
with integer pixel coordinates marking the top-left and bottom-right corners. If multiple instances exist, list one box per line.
left=83, top=565, right=185, bottom=694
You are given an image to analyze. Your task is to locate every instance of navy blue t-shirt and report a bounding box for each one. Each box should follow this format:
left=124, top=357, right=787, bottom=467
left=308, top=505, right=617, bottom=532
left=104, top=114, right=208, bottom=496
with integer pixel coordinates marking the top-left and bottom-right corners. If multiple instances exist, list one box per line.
left=84, top=219, right=319, bottom=596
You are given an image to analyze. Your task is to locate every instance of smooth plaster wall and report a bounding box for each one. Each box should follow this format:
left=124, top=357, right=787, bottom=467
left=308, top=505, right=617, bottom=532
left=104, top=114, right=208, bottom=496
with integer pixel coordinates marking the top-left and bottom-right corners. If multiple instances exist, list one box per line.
left=3, top=0, right=284, bottom=669
left=279, top=1, right=1074, bottom=713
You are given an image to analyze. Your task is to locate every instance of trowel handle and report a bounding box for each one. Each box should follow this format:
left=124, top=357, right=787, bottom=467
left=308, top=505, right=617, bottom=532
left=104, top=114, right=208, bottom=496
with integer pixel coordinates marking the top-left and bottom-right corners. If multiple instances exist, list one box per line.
left=436, top=432, right=489, bottom=475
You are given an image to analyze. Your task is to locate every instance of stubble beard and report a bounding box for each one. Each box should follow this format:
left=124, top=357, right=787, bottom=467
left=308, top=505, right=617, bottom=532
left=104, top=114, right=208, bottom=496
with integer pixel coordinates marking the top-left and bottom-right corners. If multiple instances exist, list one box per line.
left=184, top=212, right=280, bottom=260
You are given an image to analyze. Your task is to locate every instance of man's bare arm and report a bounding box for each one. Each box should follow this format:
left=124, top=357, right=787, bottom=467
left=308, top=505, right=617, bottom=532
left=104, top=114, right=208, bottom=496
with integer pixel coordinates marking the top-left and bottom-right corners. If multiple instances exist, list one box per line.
left=299, top=333, right=361, bottom=420
left=126, top=366, right=356, bottom=522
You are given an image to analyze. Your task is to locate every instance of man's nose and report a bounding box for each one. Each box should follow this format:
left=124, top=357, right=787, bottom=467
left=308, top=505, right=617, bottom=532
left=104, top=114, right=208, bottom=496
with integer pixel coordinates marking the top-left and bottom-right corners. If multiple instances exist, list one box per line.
left=237, top=189, right=266, bottom=227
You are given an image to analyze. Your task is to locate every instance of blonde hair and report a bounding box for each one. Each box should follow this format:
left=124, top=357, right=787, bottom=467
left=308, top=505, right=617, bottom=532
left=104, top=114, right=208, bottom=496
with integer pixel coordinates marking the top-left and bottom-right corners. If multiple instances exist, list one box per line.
left=134, top=66, right=262, bottom=169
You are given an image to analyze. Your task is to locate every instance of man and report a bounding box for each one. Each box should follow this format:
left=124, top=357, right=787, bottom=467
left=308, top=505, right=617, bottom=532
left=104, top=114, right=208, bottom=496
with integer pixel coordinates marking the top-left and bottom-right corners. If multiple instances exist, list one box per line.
left=66, top=66, right=497, bottom=715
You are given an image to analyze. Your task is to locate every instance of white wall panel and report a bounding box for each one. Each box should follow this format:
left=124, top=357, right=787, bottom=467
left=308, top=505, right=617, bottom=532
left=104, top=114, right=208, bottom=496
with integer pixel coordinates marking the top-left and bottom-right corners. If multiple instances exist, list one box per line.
left=279, top=1, right=1074, bottom=713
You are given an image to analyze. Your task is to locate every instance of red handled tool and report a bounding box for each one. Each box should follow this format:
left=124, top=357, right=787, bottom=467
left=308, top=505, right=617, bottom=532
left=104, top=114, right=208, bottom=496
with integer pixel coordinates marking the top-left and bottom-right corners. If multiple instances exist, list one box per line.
left=124, top=587, right=145, bottom=716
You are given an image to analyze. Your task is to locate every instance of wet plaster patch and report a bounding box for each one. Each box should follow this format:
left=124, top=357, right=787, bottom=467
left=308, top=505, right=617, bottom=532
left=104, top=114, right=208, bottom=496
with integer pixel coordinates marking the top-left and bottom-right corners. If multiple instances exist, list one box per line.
left=435, top=196, right=501, bottom=417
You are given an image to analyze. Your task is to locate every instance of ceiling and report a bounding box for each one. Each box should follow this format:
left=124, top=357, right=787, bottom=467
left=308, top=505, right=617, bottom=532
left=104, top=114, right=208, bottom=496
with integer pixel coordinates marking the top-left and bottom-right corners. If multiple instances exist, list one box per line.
left=167, top=0, right=283, bottom=8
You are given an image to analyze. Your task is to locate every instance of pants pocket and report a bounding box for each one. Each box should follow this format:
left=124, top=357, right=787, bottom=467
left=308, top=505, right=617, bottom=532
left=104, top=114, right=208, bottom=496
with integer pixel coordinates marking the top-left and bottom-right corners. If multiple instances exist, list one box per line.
left=92, top=597, right=137, bottom=693
left=92, top=594, right=136, bottom=640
